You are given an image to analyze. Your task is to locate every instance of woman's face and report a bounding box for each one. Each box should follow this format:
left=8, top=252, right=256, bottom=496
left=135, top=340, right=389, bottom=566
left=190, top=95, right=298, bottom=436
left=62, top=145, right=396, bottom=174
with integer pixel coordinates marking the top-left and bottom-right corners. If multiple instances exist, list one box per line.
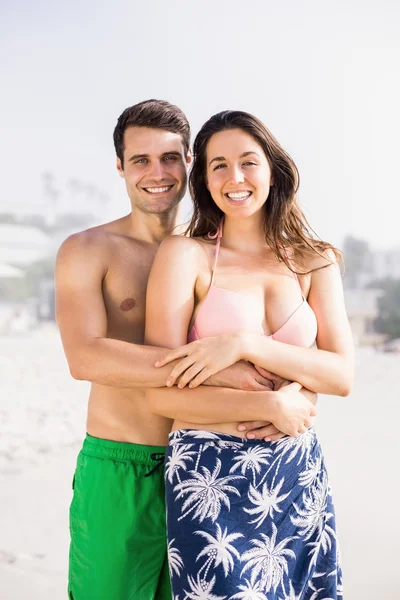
left=205, top=128, right=273, bottom=220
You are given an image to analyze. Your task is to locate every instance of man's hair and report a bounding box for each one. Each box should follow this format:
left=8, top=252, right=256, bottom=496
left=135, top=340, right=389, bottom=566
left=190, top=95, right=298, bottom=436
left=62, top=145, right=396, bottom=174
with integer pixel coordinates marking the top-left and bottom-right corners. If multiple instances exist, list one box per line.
left=113, top=99, right=190, bottom=168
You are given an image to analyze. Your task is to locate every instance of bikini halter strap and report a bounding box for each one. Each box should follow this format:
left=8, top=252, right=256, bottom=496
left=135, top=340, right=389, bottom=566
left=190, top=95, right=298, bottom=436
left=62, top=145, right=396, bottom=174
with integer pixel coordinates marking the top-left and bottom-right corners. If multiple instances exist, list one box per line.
left=207, top=222, right=223, bottom=287
left=280, top=243, right=305, bottom=300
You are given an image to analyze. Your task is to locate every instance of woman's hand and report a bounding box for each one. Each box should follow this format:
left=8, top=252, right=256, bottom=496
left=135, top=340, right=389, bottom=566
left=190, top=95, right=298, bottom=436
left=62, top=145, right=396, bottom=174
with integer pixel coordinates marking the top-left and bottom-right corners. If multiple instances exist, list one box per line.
left=237, top=375, right=305, bottom=441
left=155, top=333, right=245, bottom=388
left=269, top=382, right=317, bottom=438
left=238, top=420, right=286, bottom=442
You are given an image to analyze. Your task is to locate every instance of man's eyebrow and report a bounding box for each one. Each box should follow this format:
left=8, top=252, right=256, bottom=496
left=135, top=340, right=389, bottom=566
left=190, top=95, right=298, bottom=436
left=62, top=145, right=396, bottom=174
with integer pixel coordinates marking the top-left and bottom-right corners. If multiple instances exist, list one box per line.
left=208, top=151, right=260, bottom=166
left=128, top=153, right=149, bottom=162
left=161, top=151, right=182, bottom=158
left=128, top=151, right=182, bottom=162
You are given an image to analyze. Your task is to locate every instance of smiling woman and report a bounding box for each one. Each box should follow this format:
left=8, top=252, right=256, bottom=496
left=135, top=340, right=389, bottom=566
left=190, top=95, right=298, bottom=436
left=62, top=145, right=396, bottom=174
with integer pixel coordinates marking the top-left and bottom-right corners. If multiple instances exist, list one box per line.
left=145, top=110, right=353, bottom=599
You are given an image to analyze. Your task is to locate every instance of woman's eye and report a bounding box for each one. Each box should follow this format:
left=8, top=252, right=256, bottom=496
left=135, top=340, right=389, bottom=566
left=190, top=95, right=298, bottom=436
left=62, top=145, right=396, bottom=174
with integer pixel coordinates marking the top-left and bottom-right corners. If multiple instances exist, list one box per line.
left=213, top=163, right=226, bottom=171
left=243, top=161, right=257, bottom=166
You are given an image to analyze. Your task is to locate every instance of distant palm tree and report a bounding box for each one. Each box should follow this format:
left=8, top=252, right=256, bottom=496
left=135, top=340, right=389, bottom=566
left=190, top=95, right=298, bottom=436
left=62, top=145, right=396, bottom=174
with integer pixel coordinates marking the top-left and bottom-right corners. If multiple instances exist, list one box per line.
left=241, top=523, right=296, bottom=594
left=168, top=538, right=184, bottom=580
left=174, top=458, right=244, bottom=523
left=195, top=523, right=243, bottom=580
left=230, top=445, right=272, bottom=486
left=183, top=573, right=227, bottom=600
left=244, top=478, right=290, bottom=528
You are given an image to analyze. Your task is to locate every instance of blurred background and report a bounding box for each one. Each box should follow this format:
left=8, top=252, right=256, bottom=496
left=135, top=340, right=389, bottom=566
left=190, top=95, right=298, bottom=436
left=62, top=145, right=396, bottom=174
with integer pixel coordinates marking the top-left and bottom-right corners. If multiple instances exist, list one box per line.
left=0, top=1, right=399, bottom=598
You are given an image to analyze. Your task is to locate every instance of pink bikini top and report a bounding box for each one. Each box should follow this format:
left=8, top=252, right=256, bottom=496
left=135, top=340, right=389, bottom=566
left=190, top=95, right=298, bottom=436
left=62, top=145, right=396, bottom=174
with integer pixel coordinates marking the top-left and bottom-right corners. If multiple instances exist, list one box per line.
left=188, top=225, right=317, bottom=348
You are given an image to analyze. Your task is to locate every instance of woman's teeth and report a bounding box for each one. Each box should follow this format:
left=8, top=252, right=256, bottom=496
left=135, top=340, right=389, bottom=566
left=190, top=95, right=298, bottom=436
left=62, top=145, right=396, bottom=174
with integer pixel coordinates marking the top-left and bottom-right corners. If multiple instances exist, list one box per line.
left=226, top=191, right=251, bottom=201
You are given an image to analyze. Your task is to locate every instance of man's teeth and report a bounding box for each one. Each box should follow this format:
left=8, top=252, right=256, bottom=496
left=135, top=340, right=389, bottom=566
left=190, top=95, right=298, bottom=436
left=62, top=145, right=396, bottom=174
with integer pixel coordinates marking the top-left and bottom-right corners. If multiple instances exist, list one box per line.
left=145, top=186, right=171, bottom=194
left=227, top=191, right=251, bottom=200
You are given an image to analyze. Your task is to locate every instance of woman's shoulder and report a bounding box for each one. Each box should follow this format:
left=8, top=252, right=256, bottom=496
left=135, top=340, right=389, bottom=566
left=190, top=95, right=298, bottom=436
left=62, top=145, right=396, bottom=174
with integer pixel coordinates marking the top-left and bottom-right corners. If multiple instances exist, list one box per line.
left=157, top=234, right=214, bottom=265
left=294, top=244, right=341, bottom=274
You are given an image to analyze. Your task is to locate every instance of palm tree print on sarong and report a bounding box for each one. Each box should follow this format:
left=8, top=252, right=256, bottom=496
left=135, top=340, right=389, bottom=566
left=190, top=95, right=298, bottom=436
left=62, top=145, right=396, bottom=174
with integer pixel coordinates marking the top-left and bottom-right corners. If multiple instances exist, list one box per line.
left=165, top=429, right=343, bottom=599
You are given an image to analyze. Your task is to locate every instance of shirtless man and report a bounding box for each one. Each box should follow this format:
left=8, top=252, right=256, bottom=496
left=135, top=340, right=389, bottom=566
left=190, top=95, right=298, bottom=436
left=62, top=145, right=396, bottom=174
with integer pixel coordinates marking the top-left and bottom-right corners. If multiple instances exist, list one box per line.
left=56, top=99, right=277, bottom=600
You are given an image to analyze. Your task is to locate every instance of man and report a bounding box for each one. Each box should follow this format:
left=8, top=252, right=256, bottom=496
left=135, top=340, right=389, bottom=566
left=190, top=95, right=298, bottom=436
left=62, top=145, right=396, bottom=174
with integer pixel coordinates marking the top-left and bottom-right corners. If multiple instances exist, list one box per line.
left=56, top=99, right=276, bottom=600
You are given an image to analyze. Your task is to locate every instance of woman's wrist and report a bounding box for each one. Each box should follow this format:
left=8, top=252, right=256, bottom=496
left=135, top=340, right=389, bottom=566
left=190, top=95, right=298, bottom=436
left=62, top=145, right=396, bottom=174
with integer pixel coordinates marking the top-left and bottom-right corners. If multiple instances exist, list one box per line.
left=261, top=389, right=280, bottom=422
left=239, top=332, right=273, bottom=364
left=236, top=331, right=254, bottom=361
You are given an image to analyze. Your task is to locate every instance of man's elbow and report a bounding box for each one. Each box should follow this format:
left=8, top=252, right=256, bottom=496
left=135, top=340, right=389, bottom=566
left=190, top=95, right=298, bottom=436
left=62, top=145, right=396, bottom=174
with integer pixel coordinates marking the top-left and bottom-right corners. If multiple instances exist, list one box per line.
left=68, top=353, right=94, bottom=381
left=69, top=360, right=89, bottom=381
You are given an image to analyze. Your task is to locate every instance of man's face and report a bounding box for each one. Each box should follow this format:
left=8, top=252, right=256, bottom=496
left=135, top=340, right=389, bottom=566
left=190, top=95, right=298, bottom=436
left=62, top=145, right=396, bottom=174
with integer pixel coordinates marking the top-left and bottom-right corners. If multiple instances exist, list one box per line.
left=117, top=126, right=190, bottom=214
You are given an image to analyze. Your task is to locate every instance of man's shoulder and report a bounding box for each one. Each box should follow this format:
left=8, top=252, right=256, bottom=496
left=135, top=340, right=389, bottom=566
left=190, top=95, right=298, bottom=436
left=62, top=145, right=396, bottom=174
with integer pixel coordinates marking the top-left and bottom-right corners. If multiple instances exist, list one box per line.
left=58, top=216, right=129, bottom=256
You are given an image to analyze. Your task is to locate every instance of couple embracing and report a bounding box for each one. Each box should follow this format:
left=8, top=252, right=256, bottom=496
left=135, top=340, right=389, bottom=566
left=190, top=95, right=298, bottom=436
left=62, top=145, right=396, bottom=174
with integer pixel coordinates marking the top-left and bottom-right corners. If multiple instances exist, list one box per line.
left=56, top=99, right=353, bottom=599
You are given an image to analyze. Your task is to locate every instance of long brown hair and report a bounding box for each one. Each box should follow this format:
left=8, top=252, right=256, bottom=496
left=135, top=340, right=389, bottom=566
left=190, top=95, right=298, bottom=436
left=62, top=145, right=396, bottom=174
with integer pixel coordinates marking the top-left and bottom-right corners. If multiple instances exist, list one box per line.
left=187, top=110, right=341, bottom=272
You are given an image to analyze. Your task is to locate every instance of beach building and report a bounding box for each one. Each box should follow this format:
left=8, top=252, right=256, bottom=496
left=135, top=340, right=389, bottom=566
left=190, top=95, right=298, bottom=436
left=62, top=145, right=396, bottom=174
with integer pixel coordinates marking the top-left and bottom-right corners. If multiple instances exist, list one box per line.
left=358, top=248, right=400, bottom=287
left=0, top=224, right=52, bottom=267
left=344, top=288, right=386, bottom=346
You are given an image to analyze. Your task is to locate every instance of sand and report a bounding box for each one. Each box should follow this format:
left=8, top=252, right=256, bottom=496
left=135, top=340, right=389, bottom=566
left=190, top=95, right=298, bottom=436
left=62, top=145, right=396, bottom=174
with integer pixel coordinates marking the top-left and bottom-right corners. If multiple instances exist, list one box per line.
left=0, top=326, right=398, bottom=599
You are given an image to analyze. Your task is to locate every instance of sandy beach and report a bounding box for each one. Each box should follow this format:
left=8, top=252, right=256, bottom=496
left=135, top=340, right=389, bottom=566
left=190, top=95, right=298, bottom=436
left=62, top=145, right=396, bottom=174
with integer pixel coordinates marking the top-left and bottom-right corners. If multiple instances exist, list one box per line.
left=0, top=326, right=398, bottom=599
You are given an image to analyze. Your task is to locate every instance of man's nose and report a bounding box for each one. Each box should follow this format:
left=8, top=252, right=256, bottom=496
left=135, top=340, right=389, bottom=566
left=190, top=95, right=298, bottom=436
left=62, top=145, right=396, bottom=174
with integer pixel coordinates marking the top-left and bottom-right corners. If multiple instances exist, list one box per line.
left=149, top=160, right=166, bottom=181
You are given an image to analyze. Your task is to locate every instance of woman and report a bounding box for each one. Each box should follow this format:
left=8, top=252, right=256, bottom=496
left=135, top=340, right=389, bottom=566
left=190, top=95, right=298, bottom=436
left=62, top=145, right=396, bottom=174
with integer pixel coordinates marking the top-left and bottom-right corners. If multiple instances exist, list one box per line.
left=145, top=111, right=353, bottom=599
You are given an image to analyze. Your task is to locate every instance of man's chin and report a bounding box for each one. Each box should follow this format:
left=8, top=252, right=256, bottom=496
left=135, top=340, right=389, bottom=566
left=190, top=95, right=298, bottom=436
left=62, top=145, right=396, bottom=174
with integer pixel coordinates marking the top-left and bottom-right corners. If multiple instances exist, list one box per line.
left=141, top=196, right=182, bottom=215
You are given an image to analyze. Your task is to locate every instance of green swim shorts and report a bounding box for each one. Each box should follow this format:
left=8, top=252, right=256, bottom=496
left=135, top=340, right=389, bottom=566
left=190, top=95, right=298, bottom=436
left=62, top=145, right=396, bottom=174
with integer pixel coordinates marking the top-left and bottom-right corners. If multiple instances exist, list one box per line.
left=68, top=434, right=171, bottom=600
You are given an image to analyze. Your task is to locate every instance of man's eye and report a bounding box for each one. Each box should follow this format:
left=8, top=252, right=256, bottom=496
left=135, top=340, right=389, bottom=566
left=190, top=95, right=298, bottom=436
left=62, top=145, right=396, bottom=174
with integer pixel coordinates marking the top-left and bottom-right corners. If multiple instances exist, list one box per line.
left=135, top=158, right=148, bottom=164
left=164, top=155, right=177, bottom=161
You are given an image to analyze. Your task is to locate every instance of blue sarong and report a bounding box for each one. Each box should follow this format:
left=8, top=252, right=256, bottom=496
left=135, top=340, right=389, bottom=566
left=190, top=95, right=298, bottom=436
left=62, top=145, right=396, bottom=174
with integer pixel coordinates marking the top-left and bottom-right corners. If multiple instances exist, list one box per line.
left=165, top=428, right=342, bottom=599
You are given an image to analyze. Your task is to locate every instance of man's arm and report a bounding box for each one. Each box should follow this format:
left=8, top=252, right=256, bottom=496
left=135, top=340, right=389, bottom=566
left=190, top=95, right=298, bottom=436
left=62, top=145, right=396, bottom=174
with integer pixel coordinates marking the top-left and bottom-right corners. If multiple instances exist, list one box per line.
left=56, top=232, right=178, bottom=388
left=56, top=232, right=273, bottom=392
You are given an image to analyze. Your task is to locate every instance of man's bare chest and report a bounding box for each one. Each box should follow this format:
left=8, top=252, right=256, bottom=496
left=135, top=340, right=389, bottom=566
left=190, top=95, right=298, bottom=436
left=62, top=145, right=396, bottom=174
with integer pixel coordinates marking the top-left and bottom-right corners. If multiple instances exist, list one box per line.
left=102, top=252, right=154, bottom=343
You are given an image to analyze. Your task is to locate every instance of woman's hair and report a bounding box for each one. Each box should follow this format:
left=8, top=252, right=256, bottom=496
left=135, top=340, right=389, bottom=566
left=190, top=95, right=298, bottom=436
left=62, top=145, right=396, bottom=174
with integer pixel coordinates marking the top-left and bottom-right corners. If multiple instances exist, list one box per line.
left=187, top=110, right=341, bottom=272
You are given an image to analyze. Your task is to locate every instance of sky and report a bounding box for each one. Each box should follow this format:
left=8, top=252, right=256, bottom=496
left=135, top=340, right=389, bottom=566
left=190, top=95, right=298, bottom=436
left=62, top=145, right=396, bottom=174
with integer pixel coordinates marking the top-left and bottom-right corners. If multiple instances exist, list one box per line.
left=1, top=0, right=399, bottom=249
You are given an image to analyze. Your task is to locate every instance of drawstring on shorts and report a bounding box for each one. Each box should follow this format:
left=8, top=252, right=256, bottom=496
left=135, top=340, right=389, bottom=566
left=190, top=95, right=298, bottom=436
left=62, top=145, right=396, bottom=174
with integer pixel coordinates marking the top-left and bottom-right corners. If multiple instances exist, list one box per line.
left=144, top=452, right=165, bottom=477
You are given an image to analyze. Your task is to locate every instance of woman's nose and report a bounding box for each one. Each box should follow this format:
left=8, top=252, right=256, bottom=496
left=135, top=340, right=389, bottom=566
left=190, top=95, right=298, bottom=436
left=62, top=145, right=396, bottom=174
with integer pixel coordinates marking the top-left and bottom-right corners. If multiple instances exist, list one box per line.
left=229, top=166, right=245, bottom=184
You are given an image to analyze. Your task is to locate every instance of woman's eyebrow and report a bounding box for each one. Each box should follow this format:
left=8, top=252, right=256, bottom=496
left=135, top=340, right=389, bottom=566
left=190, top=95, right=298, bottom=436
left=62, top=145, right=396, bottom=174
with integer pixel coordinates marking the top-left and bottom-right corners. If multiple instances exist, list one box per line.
left=208, top=151, right=260, bottom=166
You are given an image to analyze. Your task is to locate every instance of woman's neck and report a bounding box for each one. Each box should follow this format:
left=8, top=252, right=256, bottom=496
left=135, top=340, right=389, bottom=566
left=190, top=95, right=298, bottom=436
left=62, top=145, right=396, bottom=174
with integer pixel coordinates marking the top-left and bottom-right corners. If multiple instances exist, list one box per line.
left=222, top=214, right=267, bottom=254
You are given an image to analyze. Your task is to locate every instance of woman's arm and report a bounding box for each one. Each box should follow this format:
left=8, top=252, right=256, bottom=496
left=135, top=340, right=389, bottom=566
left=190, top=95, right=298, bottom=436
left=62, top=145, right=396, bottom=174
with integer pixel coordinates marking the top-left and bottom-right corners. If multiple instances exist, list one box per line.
left=145, top=235, right=316, bottom=436
left=156, top=252, right=354, bottom=396
left=242, top=254, right=354, bottom=395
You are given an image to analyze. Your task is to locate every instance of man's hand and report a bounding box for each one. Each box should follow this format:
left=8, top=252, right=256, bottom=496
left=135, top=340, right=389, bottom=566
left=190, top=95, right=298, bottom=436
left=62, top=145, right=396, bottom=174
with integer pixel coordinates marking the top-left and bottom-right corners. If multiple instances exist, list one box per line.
left=237, top=373, right=318, bottom=441
left=204, top=361, right=274, bottom=391
left=253, top=365, right=291, bottom=391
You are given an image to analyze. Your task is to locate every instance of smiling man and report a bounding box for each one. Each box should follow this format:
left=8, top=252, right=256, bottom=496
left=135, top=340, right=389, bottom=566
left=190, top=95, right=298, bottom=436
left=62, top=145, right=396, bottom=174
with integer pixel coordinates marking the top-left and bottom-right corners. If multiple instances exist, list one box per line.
left=56, top=100, right=193, bottom=600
